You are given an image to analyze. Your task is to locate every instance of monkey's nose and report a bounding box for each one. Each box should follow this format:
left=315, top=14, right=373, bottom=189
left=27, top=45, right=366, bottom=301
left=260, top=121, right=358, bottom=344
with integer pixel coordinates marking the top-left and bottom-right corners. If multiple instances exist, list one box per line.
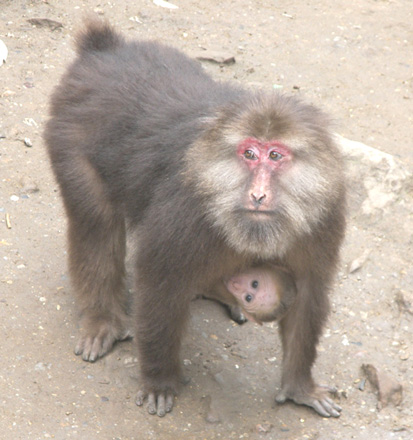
left=250, top=192, right=266, bottom=207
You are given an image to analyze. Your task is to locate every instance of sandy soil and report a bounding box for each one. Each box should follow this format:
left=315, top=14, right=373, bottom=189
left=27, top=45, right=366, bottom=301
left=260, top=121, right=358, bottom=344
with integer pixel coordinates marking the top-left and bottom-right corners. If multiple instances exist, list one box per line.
left=0, top=1, right=412, bottom=439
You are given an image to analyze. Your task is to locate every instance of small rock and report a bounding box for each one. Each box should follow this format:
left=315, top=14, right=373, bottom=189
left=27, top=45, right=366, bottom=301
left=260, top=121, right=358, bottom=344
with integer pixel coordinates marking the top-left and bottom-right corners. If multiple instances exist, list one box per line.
left=362, top=364, right=403, bottom=409
left=24, top=137, right=33, bottom=147
left=213, top=372, right=225, bottom=386
left=395, top=290, right=413, bottom=315
left=0, top=39, right=7, bottom=65
left=349, top=249, right=371, bottom=273
left=358, top=378, right=366, bottom=391
left=399, top=350, right=409, bottom=361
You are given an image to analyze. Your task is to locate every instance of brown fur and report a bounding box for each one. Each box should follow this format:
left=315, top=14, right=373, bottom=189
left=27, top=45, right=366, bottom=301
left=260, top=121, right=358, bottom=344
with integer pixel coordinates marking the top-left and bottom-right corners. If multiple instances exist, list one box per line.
left=44, top=20, right=346, bottom=418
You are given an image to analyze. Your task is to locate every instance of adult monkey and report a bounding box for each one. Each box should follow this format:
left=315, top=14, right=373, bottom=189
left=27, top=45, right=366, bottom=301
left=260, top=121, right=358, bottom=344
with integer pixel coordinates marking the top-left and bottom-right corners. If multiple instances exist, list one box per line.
left=44, top=20, right=346, bottom=418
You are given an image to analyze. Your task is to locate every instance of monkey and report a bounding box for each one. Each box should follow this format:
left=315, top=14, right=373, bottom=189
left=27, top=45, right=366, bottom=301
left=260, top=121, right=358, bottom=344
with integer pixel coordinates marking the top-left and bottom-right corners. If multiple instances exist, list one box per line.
left=44, top=20, right=346, bottom=419
left=204, top=264, right=297, bottom=325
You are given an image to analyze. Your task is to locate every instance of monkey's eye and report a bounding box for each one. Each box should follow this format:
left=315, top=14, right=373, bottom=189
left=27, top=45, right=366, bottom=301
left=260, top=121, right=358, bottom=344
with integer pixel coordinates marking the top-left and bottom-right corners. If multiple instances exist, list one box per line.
left=245, top=294, right=253, bottom=303
left=269, top=151, right=283, bottom=161
left=251, top=280, right=258, bottom=289
left=243, top=150, right=257, bottom=160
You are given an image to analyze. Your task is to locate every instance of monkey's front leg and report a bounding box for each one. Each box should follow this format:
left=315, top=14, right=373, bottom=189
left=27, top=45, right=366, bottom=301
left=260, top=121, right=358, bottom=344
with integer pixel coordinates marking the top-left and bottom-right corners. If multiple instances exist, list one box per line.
left=276, top=279, right=342, bottom=418
left=67, top=210, right=132, bottom=362
left=134, top=283, right=190, bottom=417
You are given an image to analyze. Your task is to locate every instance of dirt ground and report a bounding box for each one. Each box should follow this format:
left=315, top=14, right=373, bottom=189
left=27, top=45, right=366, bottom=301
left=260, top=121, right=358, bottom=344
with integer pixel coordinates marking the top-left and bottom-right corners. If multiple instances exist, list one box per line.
left=1, top=1, right=412, bottom=439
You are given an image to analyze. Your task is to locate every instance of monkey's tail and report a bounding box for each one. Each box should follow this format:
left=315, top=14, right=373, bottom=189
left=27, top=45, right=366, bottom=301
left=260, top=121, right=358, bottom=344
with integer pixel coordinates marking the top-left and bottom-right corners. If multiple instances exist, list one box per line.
left=76, top=19, right=124, bottom=54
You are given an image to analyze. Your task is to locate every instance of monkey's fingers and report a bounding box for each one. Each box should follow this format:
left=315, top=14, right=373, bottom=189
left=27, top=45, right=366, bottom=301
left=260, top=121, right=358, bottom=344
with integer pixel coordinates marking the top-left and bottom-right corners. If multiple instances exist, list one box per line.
left=226, top=305, right=248, bottom=324
left=310, top=396, right=342, bottom=418
left=136, top=390, right=174, bottom=417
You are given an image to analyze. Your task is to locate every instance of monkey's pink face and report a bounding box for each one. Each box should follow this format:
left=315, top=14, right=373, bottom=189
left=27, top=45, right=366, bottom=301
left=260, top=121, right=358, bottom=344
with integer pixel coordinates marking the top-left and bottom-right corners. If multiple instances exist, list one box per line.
left=225, top=268, right=281, bottom=324
left=237, top=137, right=292, bottom=212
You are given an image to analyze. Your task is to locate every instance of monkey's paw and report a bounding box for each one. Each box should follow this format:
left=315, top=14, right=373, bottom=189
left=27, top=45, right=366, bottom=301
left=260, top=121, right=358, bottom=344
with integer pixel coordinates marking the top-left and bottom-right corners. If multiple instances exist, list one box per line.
left=74, top=317, right=133, bottom=362
left=136, top=389, right=175, bottom=417
left=275, top=384, right=342, bottom=418
left=226, top=304, right=248, bottom=324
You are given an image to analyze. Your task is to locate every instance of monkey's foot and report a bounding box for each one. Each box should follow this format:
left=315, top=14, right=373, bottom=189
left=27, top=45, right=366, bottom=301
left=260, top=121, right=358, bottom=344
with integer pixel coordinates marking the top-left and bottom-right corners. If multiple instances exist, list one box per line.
left=275, top=384, right=342, bottom=418
left=136, top=389, right=175, bottom=417
left=75, top=316, right=133, bottom=362
left=136, top=375, right=189, bottom=417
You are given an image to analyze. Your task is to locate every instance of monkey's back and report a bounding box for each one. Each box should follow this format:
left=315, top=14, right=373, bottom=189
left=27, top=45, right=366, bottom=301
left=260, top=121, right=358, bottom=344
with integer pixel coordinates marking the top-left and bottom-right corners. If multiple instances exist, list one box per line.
left=44, top=21, right=244, bottom=220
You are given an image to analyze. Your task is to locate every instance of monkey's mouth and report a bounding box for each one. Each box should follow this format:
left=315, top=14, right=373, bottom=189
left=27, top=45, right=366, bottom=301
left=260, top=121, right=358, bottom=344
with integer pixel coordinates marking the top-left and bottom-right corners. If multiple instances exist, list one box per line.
left=243, top=209, right=275, bottom=215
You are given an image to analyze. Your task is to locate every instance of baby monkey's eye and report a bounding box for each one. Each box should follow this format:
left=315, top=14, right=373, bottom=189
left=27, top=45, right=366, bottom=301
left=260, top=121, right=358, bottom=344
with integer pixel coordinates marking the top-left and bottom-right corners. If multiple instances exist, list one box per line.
left=251, top=280, right=258, bottom=289
left=245, top=294, right=253, bottom=303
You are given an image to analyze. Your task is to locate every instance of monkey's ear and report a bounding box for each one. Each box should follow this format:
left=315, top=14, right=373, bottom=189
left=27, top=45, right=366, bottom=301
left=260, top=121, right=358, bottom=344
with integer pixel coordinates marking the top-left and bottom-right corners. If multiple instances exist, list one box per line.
left=225, top=277, right=243, bottom=294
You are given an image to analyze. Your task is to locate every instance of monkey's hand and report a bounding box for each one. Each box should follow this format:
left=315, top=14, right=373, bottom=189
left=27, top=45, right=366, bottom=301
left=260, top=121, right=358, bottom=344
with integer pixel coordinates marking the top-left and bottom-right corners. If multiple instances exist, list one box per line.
left=226, top=304, right=248, bottom=324
left=136, top=389, right=175, bottom=417
left=275, top=384, right=342, bottom=418
left=74, top=316, right=133, bottom=362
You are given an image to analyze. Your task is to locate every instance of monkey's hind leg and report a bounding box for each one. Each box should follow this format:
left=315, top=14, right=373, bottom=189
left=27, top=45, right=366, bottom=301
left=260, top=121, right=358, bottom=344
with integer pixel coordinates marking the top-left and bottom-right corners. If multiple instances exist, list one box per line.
left=62, top=157, right=132, bottom=362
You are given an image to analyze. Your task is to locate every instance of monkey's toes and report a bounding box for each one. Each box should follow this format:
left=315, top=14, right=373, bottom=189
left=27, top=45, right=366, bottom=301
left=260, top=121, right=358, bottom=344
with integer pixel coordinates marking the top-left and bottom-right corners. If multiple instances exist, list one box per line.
left=275, top=385, right=342, bottom=418
left=274, top=390, right=288, bottom=404
left=75, top=332, right=116, bottom=362
left=75, top=318, right=133, bottom=362
left=136, top=390, right=175, bottom=417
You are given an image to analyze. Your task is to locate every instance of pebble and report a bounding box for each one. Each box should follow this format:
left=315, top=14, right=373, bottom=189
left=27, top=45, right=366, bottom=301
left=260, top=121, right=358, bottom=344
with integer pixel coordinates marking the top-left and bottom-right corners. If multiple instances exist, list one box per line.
left=362, top=363, right=403, bottom=408
left=213, top=372, right=225, bottom=386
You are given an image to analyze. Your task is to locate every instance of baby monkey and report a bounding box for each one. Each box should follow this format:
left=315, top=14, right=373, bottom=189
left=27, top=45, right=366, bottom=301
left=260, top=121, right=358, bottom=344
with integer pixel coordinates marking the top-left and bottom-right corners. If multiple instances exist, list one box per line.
left=206, top=264, right=297, bottom=325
